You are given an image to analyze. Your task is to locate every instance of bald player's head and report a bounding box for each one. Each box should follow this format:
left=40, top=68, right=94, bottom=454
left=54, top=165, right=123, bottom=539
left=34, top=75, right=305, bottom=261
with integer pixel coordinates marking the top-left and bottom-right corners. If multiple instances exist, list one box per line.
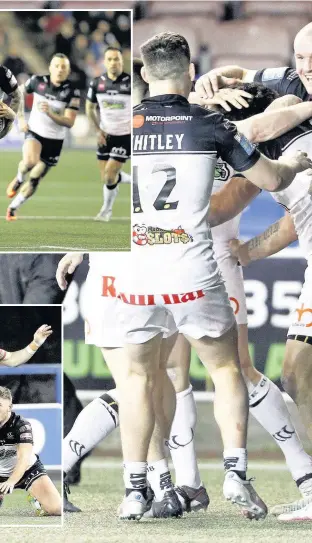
left=294, top=22, right=312, bottom=95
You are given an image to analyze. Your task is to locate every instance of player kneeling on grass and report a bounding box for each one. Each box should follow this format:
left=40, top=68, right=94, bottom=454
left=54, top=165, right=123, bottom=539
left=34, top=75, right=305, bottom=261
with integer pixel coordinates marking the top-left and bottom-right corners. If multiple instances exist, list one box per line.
left=0, top=324, right=52, bottom=367
left=0, top=387, right=61, bottom=515
left=6, top=54, right=80, bottom=222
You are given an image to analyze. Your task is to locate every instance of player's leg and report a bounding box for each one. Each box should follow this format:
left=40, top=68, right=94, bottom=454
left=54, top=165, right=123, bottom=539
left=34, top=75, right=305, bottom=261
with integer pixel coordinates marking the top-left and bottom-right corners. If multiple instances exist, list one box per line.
left=63, top=348, right=123, bottom=478
left=220, top=257, right=312, bottom=501
left=174, top=285, right=267, bottom=520
left=95, top=135, right=130, bottom=221
left=28, top=475, right=62, bottom=515
left=7, top=133, right=41, bottom=199
left=144, top=332, right=183, bottom=518
left=118, top=333, right=163, bottom=520
left=165, top=334, right=209, bottom=511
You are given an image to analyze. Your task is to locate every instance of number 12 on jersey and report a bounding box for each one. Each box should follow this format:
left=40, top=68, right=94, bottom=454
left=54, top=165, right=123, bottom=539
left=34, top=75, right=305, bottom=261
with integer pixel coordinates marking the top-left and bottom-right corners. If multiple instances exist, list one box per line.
left=133, top=163, right=179, bottom=213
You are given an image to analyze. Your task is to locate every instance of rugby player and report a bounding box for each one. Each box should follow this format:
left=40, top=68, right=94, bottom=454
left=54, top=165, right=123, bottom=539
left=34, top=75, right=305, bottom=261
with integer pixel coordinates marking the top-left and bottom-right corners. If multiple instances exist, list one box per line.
left=0, top=386, right=61, bottom=515
left=86, top=47, right=131, bottom=222
left=6, top=53, right=80, bottom=221
left=195, top=22, right=312, bottom=103
left=0, top=324, right=52, bottom=366
left=207, top=81, right=312, bottom=520
left=0, top=64, right=22, bottom=139
left=116, top=31, right=312, bottom=522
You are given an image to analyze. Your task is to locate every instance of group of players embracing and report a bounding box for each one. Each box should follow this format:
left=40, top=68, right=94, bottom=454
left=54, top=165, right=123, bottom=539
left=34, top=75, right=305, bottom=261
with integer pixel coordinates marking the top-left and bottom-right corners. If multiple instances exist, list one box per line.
left=58, top=22, right=312, bottom=524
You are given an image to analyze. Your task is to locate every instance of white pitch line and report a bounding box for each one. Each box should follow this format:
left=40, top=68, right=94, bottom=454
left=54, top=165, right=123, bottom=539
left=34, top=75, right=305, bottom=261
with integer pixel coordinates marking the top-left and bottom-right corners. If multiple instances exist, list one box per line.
left=41, top=246, right=130, bottom=251
left=0, top=247, right=130, bottom=251
left=83, top=459, right=288, bottom=471
left=0, top=216, right=130, bottom=221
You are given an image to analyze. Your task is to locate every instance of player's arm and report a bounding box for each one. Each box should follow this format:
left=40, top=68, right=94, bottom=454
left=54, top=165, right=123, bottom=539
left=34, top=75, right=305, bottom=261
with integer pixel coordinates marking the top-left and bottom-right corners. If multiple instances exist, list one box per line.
left=195, top=65, right=253, bottom=98
left=229, top=212, right=298, bottom=266
left=0, top=324, right=53, bottom=367
left=16, top=83, right=29, bottom=133
left=214, top=114, right=312, bottom=192
left=42, top=106, right=77, bottom=128
left=0, top=443, right=33, bottom=494
left=236, top=97, right=312, bottom=143
left=86, top=81, right=106, bottom=145
left=208, top=176, right=260, bottom=227
left=56, top=252, right=84, bottom=290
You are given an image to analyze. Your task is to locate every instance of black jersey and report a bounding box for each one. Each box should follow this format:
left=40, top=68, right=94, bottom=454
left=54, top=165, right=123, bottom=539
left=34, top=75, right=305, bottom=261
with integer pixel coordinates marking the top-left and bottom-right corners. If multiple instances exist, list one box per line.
left=87, top=72, right=131, bottom=136
left=25, top=74, right=80, bottom=139
left=254, top=67, right=310, bottom=100
left=0, top=412, right=35, bottom=476
left=0, top=65, right=18, bottom=98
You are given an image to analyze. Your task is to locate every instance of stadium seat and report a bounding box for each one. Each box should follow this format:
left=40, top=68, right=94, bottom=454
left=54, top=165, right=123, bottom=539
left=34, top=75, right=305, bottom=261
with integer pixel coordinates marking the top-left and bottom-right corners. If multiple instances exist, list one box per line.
left=209, top=21, right=291, bottom=66
left=243, top=1, right=312, bottom=17
left=134, top=19, right=200, bottom=60
left=61, top=1, right=135, bottom=8
left=0, top=1, right=38, bottom=6
left=148, top=1, right=224, bottom=18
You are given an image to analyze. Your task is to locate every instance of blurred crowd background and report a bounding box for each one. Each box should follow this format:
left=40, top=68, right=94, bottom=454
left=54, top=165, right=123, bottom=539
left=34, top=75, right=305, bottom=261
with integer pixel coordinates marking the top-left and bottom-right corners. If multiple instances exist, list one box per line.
left=0, top=6, right=131, bottom=111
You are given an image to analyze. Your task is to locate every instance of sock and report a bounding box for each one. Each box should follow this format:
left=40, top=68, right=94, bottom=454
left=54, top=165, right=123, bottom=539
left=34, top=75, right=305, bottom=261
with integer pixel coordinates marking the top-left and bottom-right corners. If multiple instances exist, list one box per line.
left=248, top=375, right=312, bottom=482
left=10, top=193, right=27, bottom=210
left=63, top=391, right=119, bottom=474
left=168, top=385, right=201, bottom=488
left=123, top=461, right=147, bottom=496
left=147, top=458, right=173, bottom=500
left=17, top=170, right=25, bottom=184
left=224, top=448, right=247, bottom=479
left=117, top=171, right=131, bottom=184
left=100, top=184, right=119, bottom=215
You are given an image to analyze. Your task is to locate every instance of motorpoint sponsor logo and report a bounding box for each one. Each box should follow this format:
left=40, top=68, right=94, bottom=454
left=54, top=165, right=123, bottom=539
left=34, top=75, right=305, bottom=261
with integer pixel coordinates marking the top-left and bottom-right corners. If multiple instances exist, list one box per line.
left=146, top=115, right=192, bottom=123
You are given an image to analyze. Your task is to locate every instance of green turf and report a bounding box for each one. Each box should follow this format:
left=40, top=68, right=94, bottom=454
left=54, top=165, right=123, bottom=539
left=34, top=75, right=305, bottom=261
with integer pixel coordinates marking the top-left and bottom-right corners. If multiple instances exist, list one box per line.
left=0, top=483, right=61, bottom=527
left=1, top=150, right=130, bottom=251
left=2, top=462, right=312, bottom=543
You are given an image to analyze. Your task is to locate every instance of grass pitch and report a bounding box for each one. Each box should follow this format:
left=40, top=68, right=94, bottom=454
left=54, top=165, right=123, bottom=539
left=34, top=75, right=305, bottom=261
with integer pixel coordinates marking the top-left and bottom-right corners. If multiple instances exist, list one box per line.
left=0, top=481, right=61, bottom=528
left=0, top=150, right=130, bottom=251
left=2, top=460, right=312, bottom=543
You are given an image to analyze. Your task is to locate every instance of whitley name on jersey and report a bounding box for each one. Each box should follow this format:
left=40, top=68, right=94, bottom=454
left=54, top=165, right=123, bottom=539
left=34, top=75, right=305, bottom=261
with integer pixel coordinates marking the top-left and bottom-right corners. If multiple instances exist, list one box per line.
left=133, top=133, right=184, bottom=151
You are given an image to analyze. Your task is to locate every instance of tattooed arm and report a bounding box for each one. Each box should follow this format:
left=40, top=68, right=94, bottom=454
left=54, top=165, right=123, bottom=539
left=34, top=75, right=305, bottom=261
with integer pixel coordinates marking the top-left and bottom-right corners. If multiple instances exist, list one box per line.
left=229, top=212, right=298, bottom=265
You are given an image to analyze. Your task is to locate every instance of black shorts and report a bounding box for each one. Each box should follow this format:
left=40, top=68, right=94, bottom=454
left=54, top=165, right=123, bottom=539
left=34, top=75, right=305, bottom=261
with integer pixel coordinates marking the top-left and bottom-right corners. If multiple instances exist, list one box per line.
left=25, top=130, right=64, bottom=167
left=97, top=134, right=130, bottom=163
left=0, top=457, right=46, bottom=492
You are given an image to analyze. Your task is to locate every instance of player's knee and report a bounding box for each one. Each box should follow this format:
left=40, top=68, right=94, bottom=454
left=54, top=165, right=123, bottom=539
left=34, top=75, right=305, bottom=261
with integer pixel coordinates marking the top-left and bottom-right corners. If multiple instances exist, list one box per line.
left=281, top=369, right=297, bottom=401
left=21, top=178, right=40, bottom=197
left=43, top=503, right=62, bottom=516
left=23, top=157, right=37, bottom=170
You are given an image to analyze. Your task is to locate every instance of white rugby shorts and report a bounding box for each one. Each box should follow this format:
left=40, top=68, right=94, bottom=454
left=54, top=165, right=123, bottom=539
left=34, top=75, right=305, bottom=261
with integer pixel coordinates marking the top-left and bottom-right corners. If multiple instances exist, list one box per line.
left=117, top=281, right=235, bottom=344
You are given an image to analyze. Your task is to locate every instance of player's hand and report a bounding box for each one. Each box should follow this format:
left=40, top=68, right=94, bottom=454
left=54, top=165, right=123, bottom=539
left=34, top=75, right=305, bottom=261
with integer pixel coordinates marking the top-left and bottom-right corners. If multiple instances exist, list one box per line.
left=284, top=151, right=312, bottom=176
left=195, top=72, right=242, bottom=99
left=18, top=118, right=28, bottom=133
left=189, top=88, right=252, bottom=112
left=34, top=324, right=53, bottom=346
left=0, top=102, right=16, bottom=120
left=0, top=480, right=14, bottom=495
left=229, top=239, right=251, bottom=266
left=56, top=252, right=84, bottom=290
left=38, top=101, right=50, bottom=114
left=97, top=130, right=107, bottom=146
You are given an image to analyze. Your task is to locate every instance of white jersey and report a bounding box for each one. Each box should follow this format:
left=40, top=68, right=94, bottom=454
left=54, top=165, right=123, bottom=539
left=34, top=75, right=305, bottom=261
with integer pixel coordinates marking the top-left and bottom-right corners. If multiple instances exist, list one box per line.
left=87, top=72, right=131, bottom=136
left=211, top=159, right=242, bottom=265
left=25, top=75, right=80, bottom=140
left=261, top=123, right=312, bottom=259
left=121, top=95, right=259, bottom=296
